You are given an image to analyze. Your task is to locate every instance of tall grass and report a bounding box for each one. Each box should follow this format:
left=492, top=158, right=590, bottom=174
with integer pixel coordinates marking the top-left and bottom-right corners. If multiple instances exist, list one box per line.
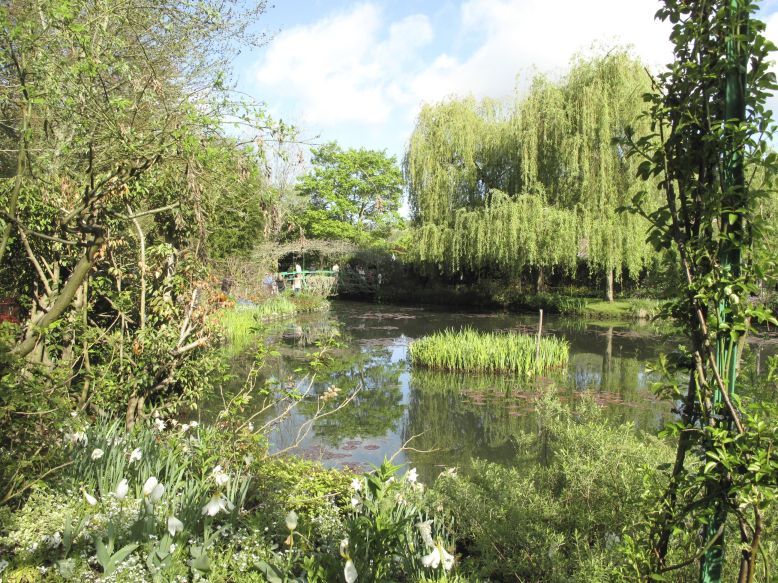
left=409, top=328, right=569, bottom=376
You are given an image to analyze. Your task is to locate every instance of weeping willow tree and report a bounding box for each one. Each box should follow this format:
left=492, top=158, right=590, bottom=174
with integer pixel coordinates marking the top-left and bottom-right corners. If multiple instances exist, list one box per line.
left=405, top=50, right=659, bottom=298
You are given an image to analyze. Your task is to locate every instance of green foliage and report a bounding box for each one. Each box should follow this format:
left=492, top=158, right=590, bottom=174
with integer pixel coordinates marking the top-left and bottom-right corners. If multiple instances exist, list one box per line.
left=620, top=1, right=778, bottom=579
left=431, top=394, right=673, bottom=581
left=409, top=328, right=569, bottom=376
left=296, top=142, right=403, bottom=245
left=405, top=51, right=659, bottom=285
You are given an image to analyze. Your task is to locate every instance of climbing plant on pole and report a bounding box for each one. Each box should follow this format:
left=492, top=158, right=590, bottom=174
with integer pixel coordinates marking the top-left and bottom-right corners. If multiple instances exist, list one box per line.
left=624, top=1, right=778, bottom=581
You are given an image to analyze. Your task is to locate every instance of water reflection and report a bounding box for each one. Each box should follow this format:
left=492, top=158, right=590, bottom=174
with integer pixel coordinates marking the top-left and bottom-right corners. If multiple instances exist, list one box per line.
left=218, top=302, right=698, bottom=476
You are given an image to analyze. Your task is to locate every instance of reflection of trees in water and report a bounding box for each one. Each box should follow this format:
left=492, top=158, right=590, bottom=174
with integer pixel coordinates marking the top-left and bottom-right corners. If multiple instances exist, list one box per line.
left=296, top=348, right=406, bottom=446
left=403, top=371, right=533, bottom=480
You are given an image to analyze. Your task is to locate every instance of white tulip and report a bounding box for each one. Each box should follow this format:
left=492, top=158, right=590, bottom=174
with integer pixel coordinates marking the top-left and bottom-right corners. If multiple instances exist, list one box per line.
left=150, top=482, right=165, bottom=502
left=142, top=476, right=158, bottom=496
left=83, top=490, right=97, bottom=506
left=285, top=510, right=298, bottom=531
left=167, top=515, right=184, bottom=537
left=421, top=544, right=455, bottom=571
left=91, top=448, right=104, bottom=460
left=350, top=494, right=362, bottom=509
left=115, top=478, right=129, bottom=499
left=344, top=559, right=358, bottom=583
left=129, top=448, right=142, bottom=463
left=339, top=538, right=349, bottom=558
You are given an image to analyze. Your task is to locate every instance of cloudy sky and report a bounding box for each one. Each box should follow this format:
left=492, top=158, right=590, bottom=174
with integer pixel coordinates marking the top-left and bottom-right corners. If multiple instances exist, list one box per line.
left=236, top=0, right=778, bottom=162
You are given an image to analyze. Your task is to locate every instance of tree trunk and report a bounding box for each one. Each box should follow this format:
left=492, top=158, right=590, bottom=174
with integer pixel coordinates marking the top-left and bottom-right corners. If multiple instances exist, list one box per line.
left=605, top=269, right=614, bottom=302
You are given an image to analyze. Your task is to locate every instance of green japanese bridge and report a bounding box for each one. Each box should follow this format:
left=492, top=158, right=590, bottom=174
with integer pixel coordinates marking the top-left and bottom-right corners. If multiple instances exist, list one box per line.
left=276, top=269, right=381, bottom=297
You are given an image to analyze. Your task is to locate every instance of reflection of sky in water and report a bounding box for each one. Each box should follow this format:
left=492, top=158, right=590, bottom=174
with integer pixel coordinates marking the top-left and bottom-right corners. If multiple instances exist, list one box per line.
left=223, top=301, right=769, bottom=480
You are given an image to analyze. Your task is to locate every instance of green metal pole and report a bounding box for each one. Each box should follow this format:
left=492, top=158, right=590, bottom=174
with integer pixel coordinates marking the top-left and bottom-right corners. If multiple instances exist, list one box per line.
left=700, top=1, right=747, bottom=581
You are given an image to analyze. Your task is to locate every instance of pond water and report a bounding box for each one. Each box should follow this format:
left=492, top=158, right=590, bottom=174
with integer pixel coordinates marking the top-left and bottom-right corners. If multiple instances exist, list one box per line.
left=220, top=300, right=775, bottom=483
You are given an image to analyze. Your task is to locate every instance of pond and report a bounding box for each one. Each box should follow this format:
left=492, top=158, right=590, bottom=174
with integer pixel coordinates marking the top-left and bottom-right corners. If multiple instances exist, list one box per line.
left=218, top=300, right=775, bottom=483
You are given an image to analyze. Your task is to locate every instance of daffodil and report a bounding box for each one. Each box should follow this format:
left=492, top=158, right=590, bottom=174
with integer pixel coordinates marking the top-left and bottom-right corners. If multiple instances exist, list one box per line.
left=344, top=559, right=358, bottom=583
left=129, top=448, right=142, bottom=463
left=91, top=448, right=104, bottom=460
left=167, top=515, right=184, bottom=537
left=115, top=478, right=129, bottom=499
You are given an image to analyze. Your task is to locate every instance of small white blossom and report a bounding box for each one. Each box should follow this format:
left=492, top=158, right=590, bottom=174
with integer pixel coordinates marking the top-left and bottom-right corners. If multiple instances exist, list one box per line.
left=421, top=543, right=455, bottom=571
left=212, top=465, right=230, bottom=487
left=344, top=559, right=358, bottom=583
left=167, top=516, right=184, bottom=537
left=339, top=538, right=349, bottom=558
left=285, top=510, right=298, bottom=531
left=202, top=494, right=234, bottom=516
left=406, top=468, right=418, bottom=483
left=350, top=477, right=362, bottom=491
left=153, top=418, right=166, bottom=432
left=416, top=520, right=434, bottom=548
left=129, top=448, right=142, bottom=463
left=44, top=532, right=62, bottom=549
left=189, top=421, right=198, bottom=428
left=350, top=494, right=362, bottom=510
left=181, top=423, right=190, bottom=432
left=115, top=478, right=129, bottom=499
left=91, top=448, right=104, bottom=460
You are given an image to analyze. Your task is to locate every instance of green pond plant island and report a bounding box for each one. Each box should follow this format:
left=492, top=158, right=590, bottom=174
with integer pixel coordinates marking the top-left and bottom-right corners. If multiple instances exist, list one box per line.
left=409, top=328, right=570, bottom=376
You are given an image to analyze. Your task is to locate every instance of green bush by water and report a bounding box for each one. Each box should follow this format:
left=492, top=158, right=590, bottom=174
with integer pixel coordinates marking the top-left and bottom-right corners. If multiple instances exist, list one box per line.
left=409, top=328, right=569, bottom=376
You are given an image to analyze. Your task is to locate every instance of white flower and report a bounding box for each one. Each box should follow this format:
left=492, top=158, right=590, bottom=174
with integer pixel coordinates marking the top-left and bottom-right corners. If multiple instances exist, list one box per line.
left=421, top=543, right=455, bottom=571
left=67, top=431, right=88, bottom=446
left=212, top=465, right=230, bottom=487
left=202, top=494, right=234, bottom=516
left=339, top=538, right=349, bottom=558
left=350, top=477, right=362, bottom=491
left=169, top=543, right=177, bottom=553
left=350, top=494, right=362, bottom=510
left=189, top=421, right=198, bottom=428
left=153, top=418, right=166, bottom=432
left=181, top=423, right=190, bottom=432
left=344, top=559, right=358, bottom=583
left=247, top=422, right=254, bottom=432
left=44, top=532, right=62, bottom=549
left=83, top=490, right=97, bottom=506
left=129, top=448, right=142, bottom=463
left=416, top=520, right=434, bottom=548
left=150, top=483, right=165, bottom=502
left=285, top=510, right=298, bottom=531
left=91, top=448, right=104, bottom=460
left=167, top=516, right=184, bottom=537
left=143, top=476, right=158, bottom=496
left=406, top=468, right=418, bottom=483
left=70, top=411, right=78, bottom=418
left=115, top=479, right=129, bottom=499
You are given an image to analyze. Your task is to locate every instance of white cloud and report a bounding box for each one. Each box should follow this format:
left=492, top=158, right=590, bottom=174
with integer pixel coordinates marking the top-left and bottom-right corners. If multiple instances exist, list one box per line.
left=409, top=0, right=674, bottom=106
left=255, top=4, right=433, bottom=126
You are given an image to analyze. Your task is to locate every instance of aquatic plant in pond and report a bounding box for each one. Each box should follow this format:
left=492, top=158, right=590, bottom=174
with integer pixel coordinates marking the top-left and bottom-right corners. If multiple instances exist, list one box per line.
left=408, top=328, right=569, bottom=376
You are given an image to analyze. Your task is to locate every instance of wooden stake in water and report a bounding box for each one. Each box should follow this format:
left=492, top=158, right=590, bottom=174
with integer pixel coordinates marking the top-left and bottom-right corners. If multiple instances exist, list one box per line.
left=536, top=309, right=543, bottom=364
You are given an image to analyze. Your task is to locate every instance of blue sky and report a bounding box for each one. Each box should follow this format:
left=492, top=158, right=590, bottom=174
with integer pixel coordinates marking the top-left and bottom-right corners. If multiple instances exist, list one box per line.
left=233, top=0, right=778, bottom=163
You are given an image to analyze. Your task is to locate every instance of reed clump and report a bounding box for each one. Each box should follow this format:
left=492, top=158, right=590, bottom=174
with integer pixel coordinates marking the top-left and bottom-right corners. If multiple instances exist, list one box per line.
left=409, top=328, right=569, bottom=376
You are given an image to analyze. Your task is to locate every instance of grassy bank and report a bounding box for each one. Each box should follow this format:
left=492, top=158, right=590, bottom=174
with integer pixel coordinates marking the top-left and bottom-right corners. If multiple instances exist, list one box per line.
left=409, top=328, right=570, bottom=376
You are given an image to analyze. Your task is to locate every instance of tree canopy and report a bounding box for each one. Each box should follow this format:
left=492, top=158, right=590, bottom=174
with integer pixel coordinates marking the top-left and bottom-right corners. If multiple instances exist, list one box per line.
left=295, top=143, right=403, bottom=245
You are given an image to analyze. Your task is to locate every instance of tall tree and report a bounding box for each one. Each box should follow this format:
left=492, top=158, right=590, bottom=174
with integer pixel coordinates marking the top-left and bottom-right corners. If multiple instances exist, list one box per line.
left=624, top=1, right=778, bottom=581
left=405, top=51, right=658, bottom=297
left=296, top=142, right=403, bottom=245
